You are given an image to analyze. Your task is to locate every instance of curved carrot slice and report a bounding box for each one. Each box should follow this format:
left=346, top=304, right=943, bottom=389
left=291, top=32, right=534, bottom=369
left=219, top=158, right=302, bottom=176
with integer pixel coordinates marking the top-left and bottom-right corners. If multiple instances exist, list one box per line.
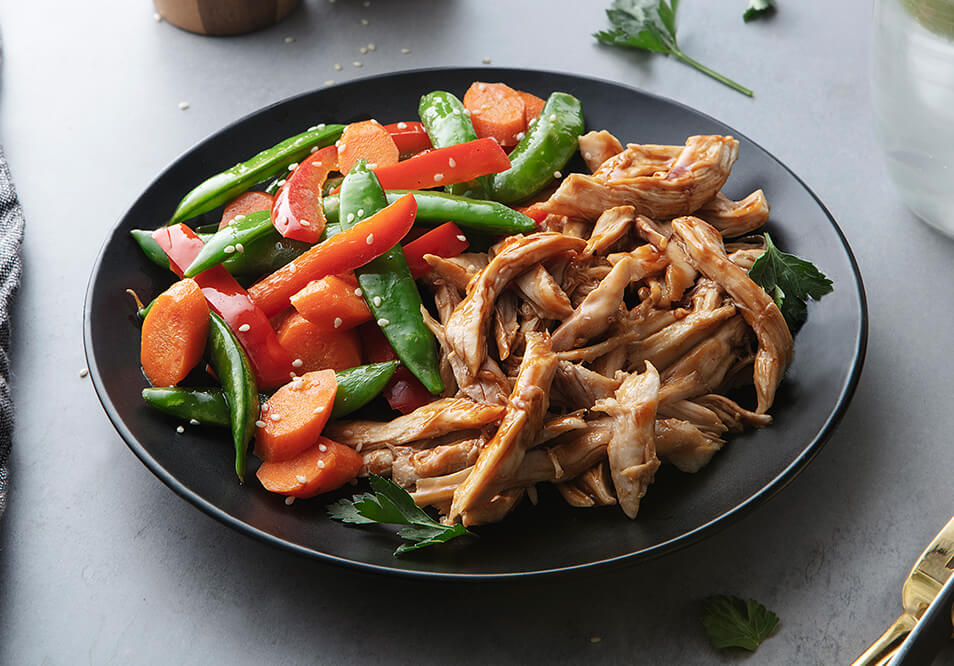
left=517, top=91, right=546, bottom=127
left=290, top=274, right=372, bottom=331
left=337, top=120, right=400, bottom=176
left=256, top=436, right=362, bottom=498
left=271, top=145, right=337, bottom=243
left=248, top=193, right=417, bottom=317
left=219, top=191, right=274, bottom=230
left=276, top=312, right=362, bottom=373
left=464, top=82, right=527, bottom=147
left=141, top=278, right=209, bottom=387
left=254, top=369, right=338, bottom=462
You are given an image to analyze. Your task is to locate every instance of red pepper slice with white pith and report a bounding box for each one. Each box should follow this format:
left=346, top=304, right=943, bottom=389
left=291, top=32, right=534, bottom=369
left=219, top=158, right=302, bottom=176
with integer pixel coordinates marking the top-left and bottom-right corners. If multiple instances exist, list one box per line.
left=271, top=145, right=337, bottom=243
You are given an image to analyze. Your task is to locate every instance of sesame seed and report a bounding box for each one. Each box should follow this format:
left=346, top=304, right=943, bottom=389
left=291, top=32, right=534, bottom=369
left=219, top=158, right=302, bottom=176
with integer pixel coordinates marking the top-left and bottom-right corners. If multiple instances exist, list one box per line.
left=313, top=406, right=325, bottom=414
left=284, top=36, right=296, bottom=44
left=355, top=442, right=363, bottom=452
left=370, top=119, right=380, bottom=125
left=342, top=429, right=354, bottom=437
left=360, top=47, right=368, bottom=55
left=317, top=123, right=326, bottom=130
left=287, top=162, right=298, bottom=171
left=396, top=121, right=408, bottom=129
left=550, top=114, right=558, bottom=122
left=516, top=131, right=526, bottom=141
left=357, top=208, right=365, bottom=217
left=463, top=108, right=471, bottom=116
left=176, top=425, right=185, bottom=434
left=554, top=171, right=562, bottom=178
left=433, top=173, right=444, bottom=182
left=288, top=264, right=297, bottom=273
left=255, top=420, right=266, bottom=428
left=277, top=179, right=286, bottom=187
left=285, top=496, right=295, bottom=505
left=448, top=157, right=457, bottom=168
left=300, top=219, right=311, bottom=227
left=346, top=213, right=355, bottom=223
left=456, top=234, right=467, bottom=242
left=319, top=443, right=328, bottom=452
left=333, top=317, right=343, bottom=329
left=238, top=324, right=251, bottom=332
left=317, top=459, right=326, bottom=469
left=354, top=288, right=363, bottom=297
left=353, top=60, right=363, bottom=67
left=366, top=233, right=374, bottom=245
left=296, top=475, right=307, bottom=483
left=189, top=418, right=200, bottom=425
left=401, top=48, right=411, bottom=54
left=153, top=12, right=162, bottom=22
left=224, top=245, right=236, bottom=254
left=261, top=403, right=269, bottom=412
left=481, top=56, right=491, bottom=64
left=308, top=125, right=319, bottom=131
left=360, top=18, right=368, bottom=25
left=334, top=63, right=342, bottom=71
left=178, top=101, right=189, bottom=110
left=275, top=242, right=283, bottom=249
left=234, top=214, right=246, bottom=221
left=324, top=80, right=335, bottom=87
left=270, top=413, right=281, bottom=421
left=79, top=368, right=89, bottom=378
left=367, top=43, right=376, bottom=51
left=235, top=243, right=244, bottom=253
left=376, top=318, right=390, bottom=327
left=289, top=371, right=297, bottom=378
left=372, top=296, right=382, bottom=306
left=337, top=142, right=346, bottom=151
left=292, top=358, right=304, bottom=368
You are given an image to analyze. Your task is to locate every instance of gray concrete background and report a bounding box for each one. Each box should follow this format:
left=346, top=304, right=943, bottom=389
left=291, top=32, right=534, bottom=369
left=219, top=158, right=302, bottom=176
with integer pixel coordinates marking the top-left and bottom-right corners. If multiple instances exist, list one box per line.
left=2, top=0, right=953, bottom=663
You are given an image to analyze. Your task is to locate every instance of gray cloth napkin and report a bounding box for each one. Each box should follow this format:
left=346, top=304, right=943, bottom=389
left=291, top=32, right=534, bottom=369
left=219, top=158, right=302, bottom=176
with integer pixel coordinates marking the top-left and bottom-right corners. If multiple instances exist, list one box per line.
left=0, top=146, right=24, bottom=519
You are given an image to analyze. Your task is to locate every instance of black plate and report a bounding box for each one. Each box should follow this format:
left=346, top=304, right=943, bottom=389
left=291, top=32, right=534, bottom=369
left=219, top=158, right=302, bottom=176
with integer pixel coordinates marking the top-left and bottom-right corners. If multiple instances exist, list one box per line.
left=84, top=68, right=867, bottom=579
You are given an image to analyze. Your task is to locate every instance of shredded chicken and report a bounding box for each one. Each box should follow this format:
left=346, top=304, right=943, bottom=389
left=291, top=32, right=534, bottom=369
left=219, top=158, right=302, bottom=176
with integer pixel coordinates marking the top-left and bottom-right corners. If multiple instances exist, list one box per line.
left=514, top=265, right=574, bottom=319
left=579, top=130, right=624, bottom=172
left=697, top=190, right=770, bottom=238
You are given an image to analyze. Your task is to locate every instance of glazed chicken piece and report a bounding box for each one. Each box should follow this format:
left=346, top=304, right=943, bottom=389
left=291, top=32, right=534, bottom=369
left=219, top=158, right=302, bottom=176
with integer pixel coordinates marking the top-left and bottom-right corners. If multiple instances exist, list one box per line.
left=660, top=316, right=751, bottom=394
left=581, top=205, right=636, bottom=259
left=697, top=190, right=770, bottom=238
left=325, top=397, right=505, bottom=452
left=444, top=232, right=585, bottom=375
left=592, top=363, right=661, bottom=519
left=671, top=216, right=793, bottom=413
left=694, top=394, right=771, bottom=431
left=579, top=130, right=624, bottom=172
left=627, top=304, right=737, bottom=372
left=634, top=215, right=698, bottom=307
left=551, top=361, right=621, bottom=409
left=514, top=265, right=574, bottom=319
left=423, top=254, right=475, bottom=292
left=557, top=461, right=617, bottom=507
left=494, top=290, right=520, bottom=360
left=540, top=136, right=739, bottom=221
left=449, top=332, right=558, bottom=521
left=389, top=437, right=483, bottom=488
left=653, top=418, right=725, bottom=473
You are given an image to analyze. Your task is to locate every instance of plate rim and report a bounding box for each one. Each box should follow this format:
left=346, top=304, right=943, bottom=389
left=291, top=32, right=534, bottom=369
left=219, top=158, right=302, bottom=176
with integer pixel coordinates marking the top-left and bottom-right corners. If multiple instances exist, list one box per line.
left=83, top=66, right=869, bottom=580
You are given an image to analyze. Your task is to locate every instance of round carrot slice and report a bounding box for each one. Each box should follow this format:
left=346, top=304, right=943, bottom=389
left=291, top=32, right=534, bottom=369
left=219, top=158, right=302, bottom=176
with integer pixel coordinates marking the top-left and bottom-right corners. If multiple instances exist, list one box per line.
left=276, top=312, right=362, bottom=372
left=254, top=369, right=338, bottom=462
left=517, top=91, right=546, bottom=127
left=463, top=82, right=527, bottom=147
left=141, top=278, right=209, bottom=387
left=256, top=436, right=362, bottom=498
left=337, top=120, right=400, bottom=175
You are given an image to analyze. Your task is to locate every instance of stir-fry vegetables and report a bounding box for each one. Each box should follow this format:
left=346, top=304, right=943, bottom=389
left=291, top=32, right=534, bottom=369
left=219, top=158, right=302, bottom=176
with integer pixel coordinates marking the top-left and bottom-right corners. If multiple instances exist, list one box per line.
left=130, top=80, right=831, bottom=556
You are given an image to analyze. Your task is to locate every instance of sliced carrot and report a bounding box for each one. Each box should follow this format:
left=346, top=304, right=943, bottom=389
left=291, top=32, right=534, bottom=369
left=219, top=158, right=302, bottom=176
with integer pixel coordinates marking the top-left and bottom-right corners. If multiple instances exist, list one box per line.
left=141, top=278, right=209, bottom=387
left=517, top=91, right=546, bottom=127
left=219, top=191, right=274, bottom=230
left=254, top=370, right=338, bottom=462
left=463, top=82, right=527, bottom=147
left=256, top=436, right=362, bottom=498
left=337, top=120, right=400, bottom=176
left=276, top=312, right=362, bottom=373
left=290, top=274, right=372, bottom=331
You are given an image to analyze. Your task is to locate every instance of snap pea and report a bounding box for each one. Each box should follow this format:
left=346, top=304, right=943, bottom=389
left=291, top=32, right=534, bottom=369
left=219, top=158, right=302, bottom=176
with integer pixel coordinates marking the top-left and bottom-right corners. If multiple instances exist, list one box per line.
left=169, top=123, right=345, bottom=225
left=184, top=210, right=276, bottom=277
left=141, top=362, right=400, bottom=425
left=491, top=92, right=585, bottom=204
left=323, top=190, right=536, bottom=235
left=131, top=230, right=170, bottom=269
left=207, top=312, right=259, bottom=482
left=418, top=91, right=489, bottom=199
left=340, top=161, right=443, bottom=394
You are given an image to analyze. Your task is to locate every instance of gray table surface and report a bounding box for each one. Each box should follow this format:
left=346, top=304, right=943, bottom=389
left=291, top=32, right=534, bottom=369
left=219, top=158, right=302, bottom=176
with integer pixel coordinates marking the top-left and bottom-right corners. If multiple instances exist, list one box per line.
left=2, top=0, right=953, bottom=663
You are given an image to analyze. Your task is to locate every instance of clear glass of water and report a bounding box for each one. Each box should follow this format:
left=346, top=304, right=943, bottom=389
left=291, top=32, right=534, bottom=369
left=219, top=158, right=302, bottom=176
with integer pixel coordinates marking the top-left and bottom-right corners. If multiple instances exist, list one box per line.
left=872, top=0, right=954, bottom=237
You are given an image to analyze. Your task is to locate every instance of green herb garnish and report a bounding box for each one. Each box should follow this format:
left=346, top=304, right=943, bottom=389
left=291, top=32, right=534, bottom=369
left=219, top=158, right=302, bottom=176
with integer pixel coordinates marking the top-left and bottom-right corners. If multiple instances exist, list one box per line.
left=743, top=0, right=776, bottom=23
left=703, top=595, right=780, bottom=652
left=594, top=0, right=753, bottom=97
left=328, top=473, right=474, bottom=556
left=748, top=233, right=833, bottom=332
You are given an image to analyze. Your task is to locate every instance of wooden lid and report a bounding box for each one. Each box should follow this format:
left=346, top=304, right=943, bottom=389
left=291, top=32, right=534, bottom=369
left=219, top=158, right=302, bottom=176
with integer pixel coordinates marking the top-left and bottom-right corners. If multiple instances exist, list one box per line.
left=154, top=0, right=300, bottom=36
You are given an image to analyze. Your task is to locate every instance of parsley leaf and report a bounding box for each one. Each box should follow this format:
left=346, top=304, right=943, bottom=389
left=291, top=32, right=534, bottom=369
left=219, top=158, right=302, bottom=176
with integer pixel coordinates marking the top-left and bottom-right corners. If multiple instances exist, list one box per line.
left=744, top=0, right=776, bottom=22
left=702, top=595, right=780, bottom=652
left=595, top=0, right=753, bottom=97
left=748, top=233, right=833, bottom=332
left=327, top=474, right=474, bottom=557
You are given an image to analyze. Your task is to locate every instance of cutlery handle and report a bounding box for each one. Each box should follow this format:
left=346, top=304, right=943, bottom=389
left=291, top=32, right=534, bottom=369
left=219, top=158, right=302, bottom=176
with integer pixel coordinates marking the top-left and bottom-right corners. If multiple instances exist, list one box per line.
left=851, top=614, right=918, bottom=666
left=888, top=573, right=954, bottom=665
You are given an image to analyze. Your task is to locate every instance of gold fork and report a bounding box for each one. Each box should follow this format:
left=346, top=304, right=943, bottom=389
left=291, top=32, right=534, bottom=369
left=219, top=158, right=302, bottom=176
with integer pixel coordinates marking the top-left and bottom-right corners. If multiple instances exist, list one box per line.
left=852, top=516, right=954, bottom=665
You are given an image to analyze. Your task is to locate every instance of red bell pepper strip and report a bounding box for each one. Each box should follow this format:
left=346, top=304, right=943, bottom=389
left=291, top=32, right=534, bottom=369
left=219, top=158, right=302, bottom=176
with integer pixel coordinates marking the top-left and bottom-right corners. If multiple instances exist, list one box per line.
left=359, top=323, right=432, bottom=414
left=152, top=225, right=294, bottom=389
left=384, top=121, right=432, bottom=157
left=372, top=138, right=510, bottom=191
left=401, top=222, right=470, bottom=279
left=248, top=193, right=418, bottom=317
left=517, top=204, right=548, bottom=228
left=271, top=145, right=337, bottom=243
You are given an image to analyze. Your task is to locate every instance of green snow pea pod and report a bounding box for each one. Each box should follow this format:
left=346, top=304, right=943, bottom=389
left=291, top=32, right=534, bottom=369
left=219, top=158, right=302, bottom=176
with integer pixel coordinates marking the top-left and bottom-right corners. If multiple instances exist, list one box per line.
left=418, top=91, right=489, bottom=199
left=330, top=361, right=399, bottom=418
left=184, top=210, right=276, bottom=277
left=169, top=123, right=344, bottom=225
left=491, top=92, right=585, bottom=203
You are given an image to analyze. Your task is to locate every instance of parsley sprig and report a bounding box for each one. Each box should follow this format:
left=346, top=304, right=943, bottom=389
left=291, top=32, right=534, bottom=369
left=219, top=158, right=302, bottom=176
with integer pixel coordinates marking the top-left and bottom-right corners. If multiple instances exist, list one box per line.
left=595, top=0, right=754, bottom=97
left=744, top=0, right=776, bottom=22
left=703, top=595, right=780, bottom=651
left=328, top=474, right=473, bottom=556
left=748, top=233, right=833, bottom=332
